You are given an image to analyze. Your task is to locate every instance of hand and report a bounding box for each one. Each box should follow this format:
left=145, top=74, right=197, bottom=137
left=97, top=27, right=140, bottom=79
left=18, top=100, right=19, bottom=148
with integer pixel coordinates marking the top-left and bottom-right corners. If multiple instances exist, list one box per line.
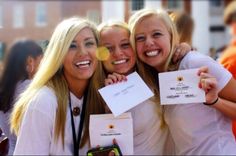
left=198, top=66, right=218, bottom=104
left=172, top=42, right=191, bottom=63
left=105, top=72, right=127, bottom=86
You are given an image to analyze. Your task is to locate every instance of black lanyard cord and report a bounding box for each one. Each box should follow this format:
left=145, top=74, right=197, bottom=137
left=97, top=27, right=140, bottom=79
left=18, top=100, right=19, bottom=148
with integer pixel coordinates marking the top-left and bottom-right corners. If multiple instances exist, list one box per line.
left=69, top=90, right=87, bottom=156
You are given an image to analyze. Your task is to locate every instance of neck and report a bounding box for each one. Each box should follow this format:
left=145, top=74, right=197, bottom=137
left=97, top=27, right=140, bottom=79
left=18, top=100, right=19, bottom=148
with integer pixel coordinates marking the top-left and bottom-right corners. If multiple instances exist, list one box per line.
left=66, top=78, right=89, bottom=99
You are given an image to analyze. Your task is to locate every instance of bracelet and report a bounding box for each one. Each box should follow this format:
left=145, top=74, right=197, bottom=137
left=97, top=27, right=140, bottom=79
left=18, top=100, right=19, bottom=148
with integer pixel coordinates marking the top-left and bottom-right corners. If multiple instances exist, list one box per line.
left=203, top=97, right=219, bottom=106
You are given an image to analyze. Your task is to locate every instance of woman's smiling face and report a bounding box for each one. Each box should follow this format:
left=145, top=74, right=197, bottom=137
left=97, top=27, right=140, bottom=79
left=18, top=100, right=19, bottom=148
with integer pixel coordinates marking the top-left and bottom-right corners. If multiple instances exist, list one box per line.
left=100, top=26, right=136, bottom=75
left=63, top=27, right=98, bottom=83
left=135, top=15, right=171, bottom=72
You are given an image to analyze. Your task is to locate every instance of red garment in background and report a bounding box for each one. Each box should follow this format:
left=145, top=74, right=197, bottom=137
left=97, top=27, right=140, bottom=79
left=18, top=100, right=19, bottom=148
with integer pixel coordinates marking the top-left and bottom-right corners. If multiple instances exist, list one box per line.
left=219, top=39, right=236, bottom=139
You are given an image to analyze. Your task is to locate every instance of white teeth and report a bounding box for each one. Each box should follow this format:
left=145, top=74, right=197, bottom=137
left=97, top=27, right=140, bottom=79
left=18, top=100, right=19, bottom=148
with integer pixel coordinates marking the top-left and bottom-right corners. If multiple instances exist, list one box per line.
left=76, top=60, right=90, bottom=66
left=75, top=60, right=90, bottom=68
left=146, top=51, right=158, bottom=57
left=113, top=59, right=126, bottom=65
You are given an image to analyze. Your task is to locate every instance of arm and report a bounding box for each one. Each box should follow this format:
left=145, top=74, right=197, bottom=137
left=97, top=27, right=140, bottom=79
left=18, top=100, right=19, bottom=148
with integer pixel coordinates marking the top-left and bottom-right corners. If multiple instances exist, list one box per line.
left=198, top=67, right=236, bottom=119
left=14, top=90, right=55, bottom=155
left=172, top=42, right=191, bottom=63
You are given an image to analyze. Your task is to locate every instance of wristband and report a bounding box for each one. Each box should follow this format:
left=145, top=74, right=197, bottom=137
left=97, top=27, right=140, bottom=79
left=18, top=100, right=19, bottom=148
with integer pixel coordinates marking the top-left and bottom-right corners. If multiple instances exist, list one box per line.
left=203, top=97, right=219, bottom=106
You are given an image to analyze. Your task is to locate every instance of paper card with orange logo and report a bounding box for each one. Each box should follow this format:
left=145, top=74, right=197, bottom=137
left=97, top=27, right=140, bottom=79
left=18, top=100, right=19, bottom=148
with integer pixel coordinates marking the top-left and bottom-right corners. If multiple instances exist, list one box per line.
left=158, top=68, right=205, bottom=105
left=89, top=113, right=133, bottom=155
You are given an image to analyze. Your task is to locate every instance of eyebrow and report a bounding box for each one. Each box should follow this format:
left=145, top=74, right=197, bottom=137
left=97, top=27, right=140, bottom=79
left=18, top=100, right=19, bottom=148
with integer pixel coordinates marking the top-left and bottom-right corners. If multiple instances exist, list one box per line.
left=71, top=37, right=95, bottom=43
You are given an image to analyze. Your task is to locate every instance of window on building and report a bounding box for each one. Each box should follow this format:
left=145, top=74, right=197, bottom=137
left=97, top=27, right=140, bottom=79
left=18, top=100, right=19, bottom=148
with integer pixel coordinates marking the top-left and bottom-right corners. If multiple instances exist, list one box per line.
left=13, top=5, right=24, bottom=28
left=87, top=10, right=100, bottom=25
left=210, top=0, right=223, bottom=7
left=0, top=42, right=5, bottom=60
left=0, top=6, right=2, bottom=28
left=167, top=0, right=183, bottom=10
left=131, top=0, right=144, bottom=11
left=36, top=2, right=47, bottom=27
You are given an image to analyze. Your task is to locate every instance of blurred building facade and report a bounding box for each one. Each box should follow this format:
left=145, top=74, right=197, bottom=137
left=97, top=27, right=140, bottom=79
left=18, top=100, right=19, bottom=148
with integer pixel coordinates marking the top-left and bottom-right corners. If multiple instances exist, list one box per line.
left=0, top=0, right=233, bottom=61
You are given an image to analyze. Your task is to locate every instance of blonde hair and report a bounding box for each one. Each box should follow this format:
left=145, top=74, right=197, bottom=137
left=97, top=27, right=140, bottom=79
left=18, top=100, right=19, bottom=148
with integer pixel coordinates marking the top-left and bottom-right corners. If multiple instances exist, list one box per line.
left=169, top=11, right=194, bottom=45
left=10, top=17, right=99, bottom=147
left=129, top=8, right=179, bottom=72
left=224, top=1, right=236, bottom=25
left=128, top=8, right=180, bottom=126
left=98, top=20, right=130, bottom=35
left=98, top=20, right=164, bottom=127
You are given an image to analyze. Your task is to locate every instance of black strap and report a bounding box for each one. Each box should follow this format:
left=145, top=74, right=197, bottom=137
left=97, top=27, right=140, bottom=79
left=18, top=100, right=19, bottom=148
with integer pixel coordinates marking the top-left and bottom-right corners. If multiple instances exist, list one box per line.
left=69, top=90, right=87, bottom=156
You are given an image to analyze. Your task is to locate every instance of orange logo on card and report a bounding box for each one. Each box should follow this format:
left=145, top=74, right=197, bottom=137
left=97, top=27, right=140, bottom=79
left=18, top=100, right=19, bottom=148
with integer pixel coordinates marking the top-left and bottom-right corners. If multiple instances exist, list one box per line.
left=177, top=76, right=183, bottom=81
left=108, top=124, right=114, bottom=129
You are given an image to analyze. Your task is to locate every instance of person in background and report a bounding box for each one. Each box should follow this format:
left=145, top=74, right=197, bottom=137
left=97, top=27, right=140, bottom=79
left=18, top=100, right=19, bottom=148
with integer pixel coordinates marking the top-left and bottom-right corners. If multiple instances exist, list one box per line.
left=219, top=0, right=236, bottom=139
left=0, top=39, right=43, bottom=155
left=169, top=11, right=194, bottom=47
left=127, top=8, right=236, bottom=155
left=10, top=17, right=105, bottom=155
left=93, top=20, right=191, bottom=155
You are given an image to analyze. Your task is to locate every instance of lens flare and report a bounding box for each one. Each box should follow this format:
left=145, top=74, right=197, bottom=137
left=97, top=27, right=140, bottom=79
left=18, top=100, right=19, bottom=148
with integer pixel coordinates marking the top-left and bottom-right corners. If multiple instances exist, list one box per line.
left=96, top=46, right=110, bottom=61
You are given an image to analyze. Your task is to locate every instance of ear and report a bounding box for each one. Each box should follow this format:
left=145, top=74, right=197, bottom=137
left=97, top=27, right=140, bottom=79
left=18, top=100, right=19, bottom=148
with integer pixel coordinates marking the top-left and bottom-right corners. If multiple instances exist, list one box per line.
left=26, top=56, right=34, bottom=79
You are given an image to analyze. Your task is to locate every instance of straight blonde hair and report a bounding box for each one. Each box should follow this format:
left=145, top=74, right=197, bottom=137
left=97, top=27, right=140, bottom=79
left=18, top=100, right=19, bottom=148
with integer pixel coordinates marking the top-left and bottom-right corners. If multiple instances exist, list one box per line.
left=10, top=17, right=99, bottom=147
left=128, top=8, right=180, bottom=126
left=129, top=8, right=180, bottom=72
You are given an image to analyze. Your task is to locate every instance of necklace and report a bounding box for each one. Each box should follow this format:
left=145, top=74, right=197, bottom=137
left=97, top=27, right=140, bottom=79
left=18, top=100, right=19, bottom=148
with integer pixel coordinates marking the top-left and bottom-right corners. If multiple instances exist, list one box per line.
left=73, top=106, right=80, bottom=116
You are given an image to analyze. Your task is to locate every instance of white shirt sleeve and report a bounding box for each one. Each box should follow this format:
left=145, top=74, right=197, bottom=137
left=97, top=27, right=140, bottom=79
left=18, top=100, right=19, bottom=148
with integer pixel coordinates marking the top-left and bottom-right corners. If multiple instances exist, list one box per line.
left=13, top=87, right=56, bottom=155
left=179, top=52, right=232, bottom=92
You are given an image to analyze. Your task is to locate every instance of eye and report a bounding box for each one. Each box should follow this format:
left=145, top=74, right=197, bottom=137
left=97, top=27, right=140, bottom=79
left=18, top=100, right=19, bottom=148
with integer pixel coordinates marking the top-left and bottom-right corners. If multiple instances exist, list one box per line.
left=121, top=42, right=131, bottom=49
left=69, top=43, right=77, bottom=49
left=105, top=46, right=114, bottom=53
left=85, top=41, right=96, bottom=47
left=135, top=35, right=145, bottom=42
left=153, top=32, right=162, bottom=38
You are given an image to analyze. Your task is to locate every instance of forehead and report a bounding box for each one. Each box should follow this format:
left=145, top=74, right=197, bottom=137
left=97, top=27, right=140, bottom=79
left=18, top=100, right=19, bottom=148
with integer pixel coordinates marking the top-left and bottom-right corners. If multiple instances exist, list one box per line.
left=73, top=27, right=95, bottom=40
left=135, top=15, right=167, bottom=33
left=101, top=26, right=129, bottom=37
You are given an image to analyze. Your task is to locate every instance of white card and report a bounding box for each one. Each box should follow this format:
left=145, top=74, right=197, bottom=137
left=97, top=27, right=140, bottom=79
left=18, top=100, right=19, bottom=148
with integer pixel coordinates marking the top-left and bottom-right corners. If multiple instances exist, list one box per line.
left=98, top=72, right=154, bottom=117
left=89, top=113, right=133, bottom=155
left=158, top=68, right=205, bottom=105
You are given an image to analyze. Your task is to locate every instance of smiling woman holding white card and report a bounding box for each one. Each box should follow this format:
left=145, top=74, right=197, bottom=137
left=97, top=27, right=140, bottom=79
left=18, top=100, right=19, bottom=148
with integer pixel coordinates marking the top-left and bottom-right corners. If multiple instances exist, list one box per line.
left=128, top=8, right=236, bottom=155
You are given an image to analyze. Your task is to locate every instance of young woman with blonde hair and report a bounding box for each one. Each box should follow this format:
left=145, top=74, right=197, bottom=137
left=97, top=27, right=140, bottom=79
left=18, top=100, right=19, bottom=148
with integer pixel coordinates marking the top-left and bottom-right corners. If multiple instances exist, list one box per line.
left=127, top=8, right=236, bottom=155
left=10, top=17, right=105, bottom=155
left=93, top=20, right=192, bottom=154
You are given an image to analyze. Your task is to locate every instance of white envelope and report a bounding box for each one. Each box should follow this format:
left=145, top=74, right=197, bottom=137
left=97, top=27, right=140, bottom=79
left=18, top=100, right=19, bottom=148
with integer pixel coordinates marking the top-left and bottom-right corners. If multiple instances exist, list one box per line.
left=158, top=68, right=205, bottom=105
left=89, top=113, right=133, bottom=155
left=98, top=72, right=154, bottom=117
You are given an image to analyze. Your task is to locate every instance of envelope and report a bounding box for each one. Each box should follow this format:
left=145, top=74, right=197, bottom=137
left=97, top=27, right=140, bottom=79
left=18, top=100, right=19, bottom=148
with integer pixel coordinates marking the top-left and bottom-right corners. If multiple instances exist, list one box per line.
left=98, top=72, right=154, bottom=117
left=89, top=113, right=133, bottom=155
left=158, top=68, right=205, bottom=105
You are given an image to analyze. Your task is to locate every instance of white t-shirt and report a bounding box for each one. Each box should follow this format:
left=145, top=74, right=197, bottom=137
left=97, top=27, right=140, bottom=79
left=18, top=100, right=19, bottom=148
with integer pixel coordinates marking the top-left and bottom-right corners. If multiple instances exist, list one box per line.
left=0, top=79, right=31, bottom=155
left=13, top=86, right=89, bottom=155
left=128, top=98, right=172, bottom=155
left=164, top=52, right=236, bottom=155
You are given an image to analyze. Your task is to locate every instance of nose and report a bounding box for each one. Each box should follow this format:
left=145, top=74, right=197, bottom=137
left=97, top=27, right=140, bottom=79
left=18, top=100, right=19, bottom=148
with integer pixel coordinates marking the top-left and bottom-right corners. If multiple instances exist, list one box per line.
left=113, top=46, right=122, bottom=56
left=145, top=36, right=155, bottom=48
left=78, top=45, right=88, bottom=55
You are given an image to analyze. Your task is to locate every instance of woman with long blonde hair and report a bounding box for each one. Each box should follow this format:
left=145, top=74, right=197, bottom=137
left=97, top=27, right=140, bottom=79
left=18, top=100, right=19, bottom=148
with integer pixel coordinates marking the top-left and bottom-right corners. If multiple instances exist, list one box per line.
left=10, top=17, right=105, bottom=155
left=128, top=8, right=236, bottom=155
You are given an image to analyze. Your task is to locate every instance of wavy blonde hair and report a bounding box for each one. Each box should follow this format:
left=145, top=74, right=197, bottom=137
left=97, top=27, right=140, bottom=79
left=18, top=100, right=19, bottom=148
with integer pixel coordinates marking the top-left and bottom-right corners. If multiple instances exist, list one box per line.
left=10, top=17, right=99, bottom=147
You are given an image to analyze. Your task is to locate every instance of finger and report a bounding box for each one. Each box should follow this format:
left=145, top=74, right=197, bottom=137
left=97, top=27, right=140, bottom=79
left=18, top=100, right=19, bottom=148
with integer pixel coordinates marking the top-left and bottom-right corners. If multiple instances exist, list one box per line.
left=200, top=78, right=217, bottom=92
left=113, top=138, right=118, bottom=145
left=199, top=72, right=214, bottom=79
left=107, top=74, right=119, bottom=82
left=105, top=79, right=114, bottom=86
left=112, top=72, right=125, bottom=82
left=108, top=150, right=116, bottom=156
left=197, top=66, right=208, bottom=76
left=172, top=47, right=181, bottom=63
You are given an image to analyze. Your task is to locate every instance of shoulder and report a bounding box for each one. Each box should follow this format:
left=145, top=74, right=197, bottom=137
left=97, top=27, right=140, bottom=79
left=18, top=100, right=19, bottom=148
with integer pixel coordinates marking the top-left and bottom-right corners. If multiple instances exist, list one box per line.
left=27, top=86, right=58, bottom=117
left=180, top=51, right=220, bottom=69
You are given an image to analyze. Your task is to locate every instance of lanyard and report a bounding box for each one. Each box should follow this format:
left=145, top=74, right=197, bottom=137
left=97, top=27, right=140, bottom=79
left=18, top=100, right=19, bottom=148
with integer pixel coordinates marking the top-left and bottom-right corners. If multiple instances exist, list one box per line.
left=69, top=90, right=87, bottom=156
